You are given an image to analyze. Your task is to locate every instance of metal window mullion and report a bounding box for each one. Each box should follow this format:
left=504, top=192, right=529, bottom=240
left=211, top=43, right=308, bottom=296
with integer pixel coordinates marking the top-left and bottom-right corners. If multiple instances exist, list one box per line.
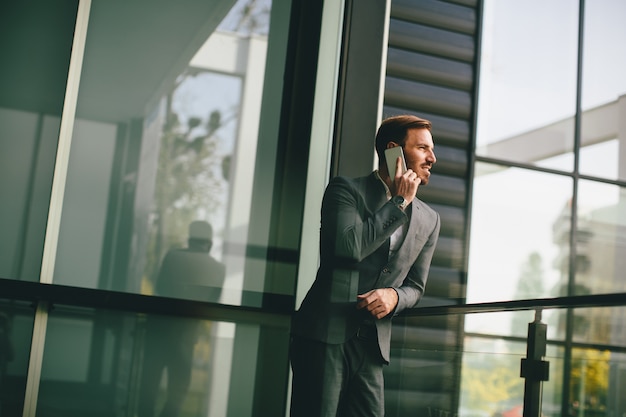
left=561, top=0, right=586, bottom=414
left=22, top=302, right=50, bottom=417
left=375, top=0, right=392, bottom=126
left=22, top=1, right=92, bottom=416
left=38, top=0, right=92, bottom=285
left=295, top=0, right=345, bottom=307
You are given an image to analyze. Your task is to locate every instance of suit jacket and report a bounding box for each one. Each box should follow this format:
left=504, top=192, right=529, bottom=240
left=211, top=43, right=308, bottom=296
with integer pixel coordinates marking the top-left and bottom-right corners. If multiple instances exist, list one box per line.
left=291, top=172, right=440, bottom=362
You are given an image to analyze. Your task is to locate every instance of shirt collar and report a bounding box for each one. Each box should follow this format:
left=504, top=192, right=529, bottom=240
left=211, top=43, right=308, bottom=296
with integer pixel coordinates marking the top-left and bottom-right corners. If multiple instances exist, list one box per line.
left=374, top=170, right=392, bottom=200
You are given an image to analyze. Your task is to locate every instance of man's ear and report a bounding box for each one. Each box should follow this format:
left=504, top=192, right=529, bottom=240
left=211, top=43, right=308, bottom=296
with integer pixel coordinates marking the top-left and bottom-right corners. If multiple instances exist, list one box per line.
left=386, top=141, right=400, bottom=149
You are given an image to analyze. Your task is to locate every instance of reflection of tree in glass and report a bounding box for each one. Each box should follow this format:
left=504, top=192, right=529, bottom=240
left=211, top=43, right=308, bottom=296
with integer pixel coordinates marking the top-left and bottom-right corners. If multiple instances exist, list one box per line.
left=511, top=252, right=545, bottom=333
left=461, top=350, right=523, bottom=415
left=235, top=0, right=268, bottom=34
left=220, top=0, right=271, bottom=36
left=551, top=282, right=591, bottom=339
left=145, top=103, right=228, bottom=291
left=514, top=252, right=545, bottom=299
left=569, top=349, right=610, bottom=414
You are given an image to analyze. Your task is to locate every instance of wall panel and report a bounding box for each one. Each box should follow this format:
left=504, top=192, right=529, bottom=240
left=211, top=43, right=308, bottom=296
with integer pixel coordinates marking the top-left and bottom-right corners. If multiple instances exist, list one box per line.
left=383, top=1, right=478, bottom=416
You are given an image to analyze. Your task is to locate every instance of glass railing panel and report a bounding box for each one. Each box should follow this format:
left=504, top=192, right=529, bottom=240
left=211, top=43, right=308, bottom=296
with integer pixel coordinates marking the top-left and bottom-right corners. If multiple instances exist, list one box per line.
left=459, top=338, right=528, bottom=417
left=542, top=344, right=626, bottom=417
left=0, top=299, right=35, bottom=416
left=385, top=342, right=562, bottom=417
left=542, top=346, right=565, bottom=417
left=388, top=305, right=626, bottom=417
left=563, top=348, right=623, bottom=417
left=36, top=304, right=290, bottom=417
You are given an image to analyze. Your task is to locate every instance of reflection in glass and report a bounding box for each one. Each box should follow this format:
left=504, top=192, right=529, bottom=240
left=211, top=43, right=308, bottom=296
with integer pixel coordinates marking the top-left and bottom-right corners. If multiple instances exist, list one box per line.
left=580, top=0, right=626, bottom=182
left=150, top=221, right=226, bottom=302
left=575, top=181, right=626, bottom=296
left=475, top=0, right=578, bottom=170
left=0, top=300, right=35, bottom=417
left=467, top=163, right=572, bottom=306
left=566, top=348, right=622, bottom=417
left=138, top=314, right=218, bottom=417
left=0, top=1, right=77, bottom=281
left=52, top=0, right=285, bottom=306
left=566, top=305, right=626, bottom=347
left=464, top=310, right=543, bottom=339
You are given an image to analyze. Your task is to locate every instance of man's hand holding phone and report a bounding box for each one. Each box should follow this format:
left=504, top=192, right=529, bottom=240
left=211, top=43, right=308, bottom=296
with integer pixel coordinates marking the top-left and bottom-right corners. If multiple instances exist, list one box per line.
left=384, top=146, right=420, bottom=206
left=393, top=156, right=420, bottom=204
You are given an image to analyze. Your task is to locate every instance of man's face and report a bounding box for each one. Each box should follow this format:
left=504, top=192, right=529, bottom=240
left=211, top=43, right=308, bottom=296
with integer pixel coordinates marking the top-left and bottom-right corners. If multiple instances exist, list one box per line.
left=402, top=128, right=436, bottom=185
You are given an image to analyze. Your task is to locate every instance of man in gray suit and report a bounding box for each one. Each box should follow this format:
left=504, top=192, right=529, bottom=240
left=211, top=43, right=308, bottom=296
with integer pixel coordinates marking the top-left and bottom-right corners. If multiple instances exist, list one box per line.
left=290, top=115, right=440, bottom=417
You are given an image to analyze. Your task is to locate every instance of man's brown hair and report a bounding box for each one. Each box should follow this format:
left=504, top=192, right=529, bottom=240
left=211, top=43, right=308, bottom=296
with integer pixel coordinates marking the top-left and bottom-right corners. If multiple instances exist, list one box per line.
left=375, top=114, right=432, bottom=158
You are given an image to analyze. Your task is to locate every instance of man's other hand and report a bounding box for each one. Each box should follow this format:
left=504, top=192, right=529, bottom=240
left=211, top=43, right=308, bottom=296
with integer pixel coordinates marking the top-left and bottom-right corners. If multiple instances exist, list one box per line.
left=356, top=288, right=399, bottom=319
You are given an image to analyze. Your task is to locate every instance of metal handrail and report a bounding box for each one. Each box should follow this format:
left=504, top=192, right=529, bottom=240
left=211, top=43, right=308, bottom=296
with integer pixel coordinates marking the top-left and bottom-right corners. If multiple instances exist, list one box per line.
left=403, top=292, right=626, bottom=316
left=2, top=277, right=625, bottom=320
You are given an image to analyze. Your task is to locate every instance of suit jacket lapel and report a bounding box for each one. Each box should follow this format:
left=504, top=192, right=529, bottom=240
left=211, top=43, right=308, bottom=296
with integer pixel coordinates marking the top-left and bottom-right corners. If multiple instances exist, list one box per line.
left=364, top=172, right=388, bottom=211
left=364, top=172, right=391, bottom=255
left=394, top=199, right=421, bottom=262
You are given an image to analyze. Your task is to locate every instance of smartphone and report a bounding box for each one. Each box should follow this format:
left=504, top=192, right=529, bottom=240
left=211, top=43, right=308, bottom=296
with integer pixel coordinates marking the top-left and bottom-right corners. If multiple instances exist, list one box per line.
left=384, top=146, right=407, bottom=179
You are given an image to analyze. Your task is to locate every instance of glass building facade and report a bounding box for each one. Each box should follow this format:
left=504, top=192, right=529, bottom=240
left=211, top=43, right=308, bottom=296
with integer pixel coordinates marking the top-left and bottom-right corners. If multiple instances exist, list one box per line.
left=467, top=0, right=626, bottom=415
left=0, top=0, right=625, bottom=416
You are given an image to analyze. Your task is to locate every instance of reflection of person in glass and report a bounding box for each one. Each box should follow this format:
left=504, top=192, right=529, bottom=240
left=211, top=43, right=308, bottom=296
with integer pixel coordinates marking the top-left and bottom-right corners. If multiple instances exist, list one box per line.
left=290, top=115, right=440, bottom=417
left=138, top=220, right=225, bottom=417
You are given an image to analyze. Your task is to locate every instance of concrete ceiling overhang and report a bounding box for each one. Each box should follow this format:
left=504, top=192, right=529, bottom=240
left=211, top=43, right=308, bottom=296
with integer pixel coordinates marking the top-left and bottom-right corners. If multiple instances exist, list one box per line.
left=0, top=0, right=236, bottom=123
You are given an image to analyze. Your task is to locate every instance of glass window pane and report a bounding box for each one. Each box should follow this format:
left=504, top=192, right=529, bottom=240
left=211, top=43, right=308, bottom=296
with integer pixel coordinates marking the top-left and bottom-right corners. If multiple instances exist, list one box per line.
left=576, top=181, right=626, bottom=295
left=579, top=140, right=619, bottom=181
left=467, top=163, right=572, bottom=304
left=37, top=305, right=290, bottom=416
left=476, top=0, right=578, bottom=170
left=0, top=300, right=35, bottom=416
left=534, top=306, right=626, bottom=414
left=580, top=0, right=626, bottom=182
left=53, top=0, right=293, bottom=307
left=0, top=1, right=78, bottom=281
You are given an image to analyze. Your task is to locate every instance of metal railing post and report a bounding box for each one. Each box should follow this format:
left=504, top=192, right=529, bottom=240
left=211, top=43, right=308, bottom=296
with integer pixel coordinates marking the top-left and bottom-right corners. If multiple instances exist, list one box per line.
left=521, top=309, right=550, bottom=417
